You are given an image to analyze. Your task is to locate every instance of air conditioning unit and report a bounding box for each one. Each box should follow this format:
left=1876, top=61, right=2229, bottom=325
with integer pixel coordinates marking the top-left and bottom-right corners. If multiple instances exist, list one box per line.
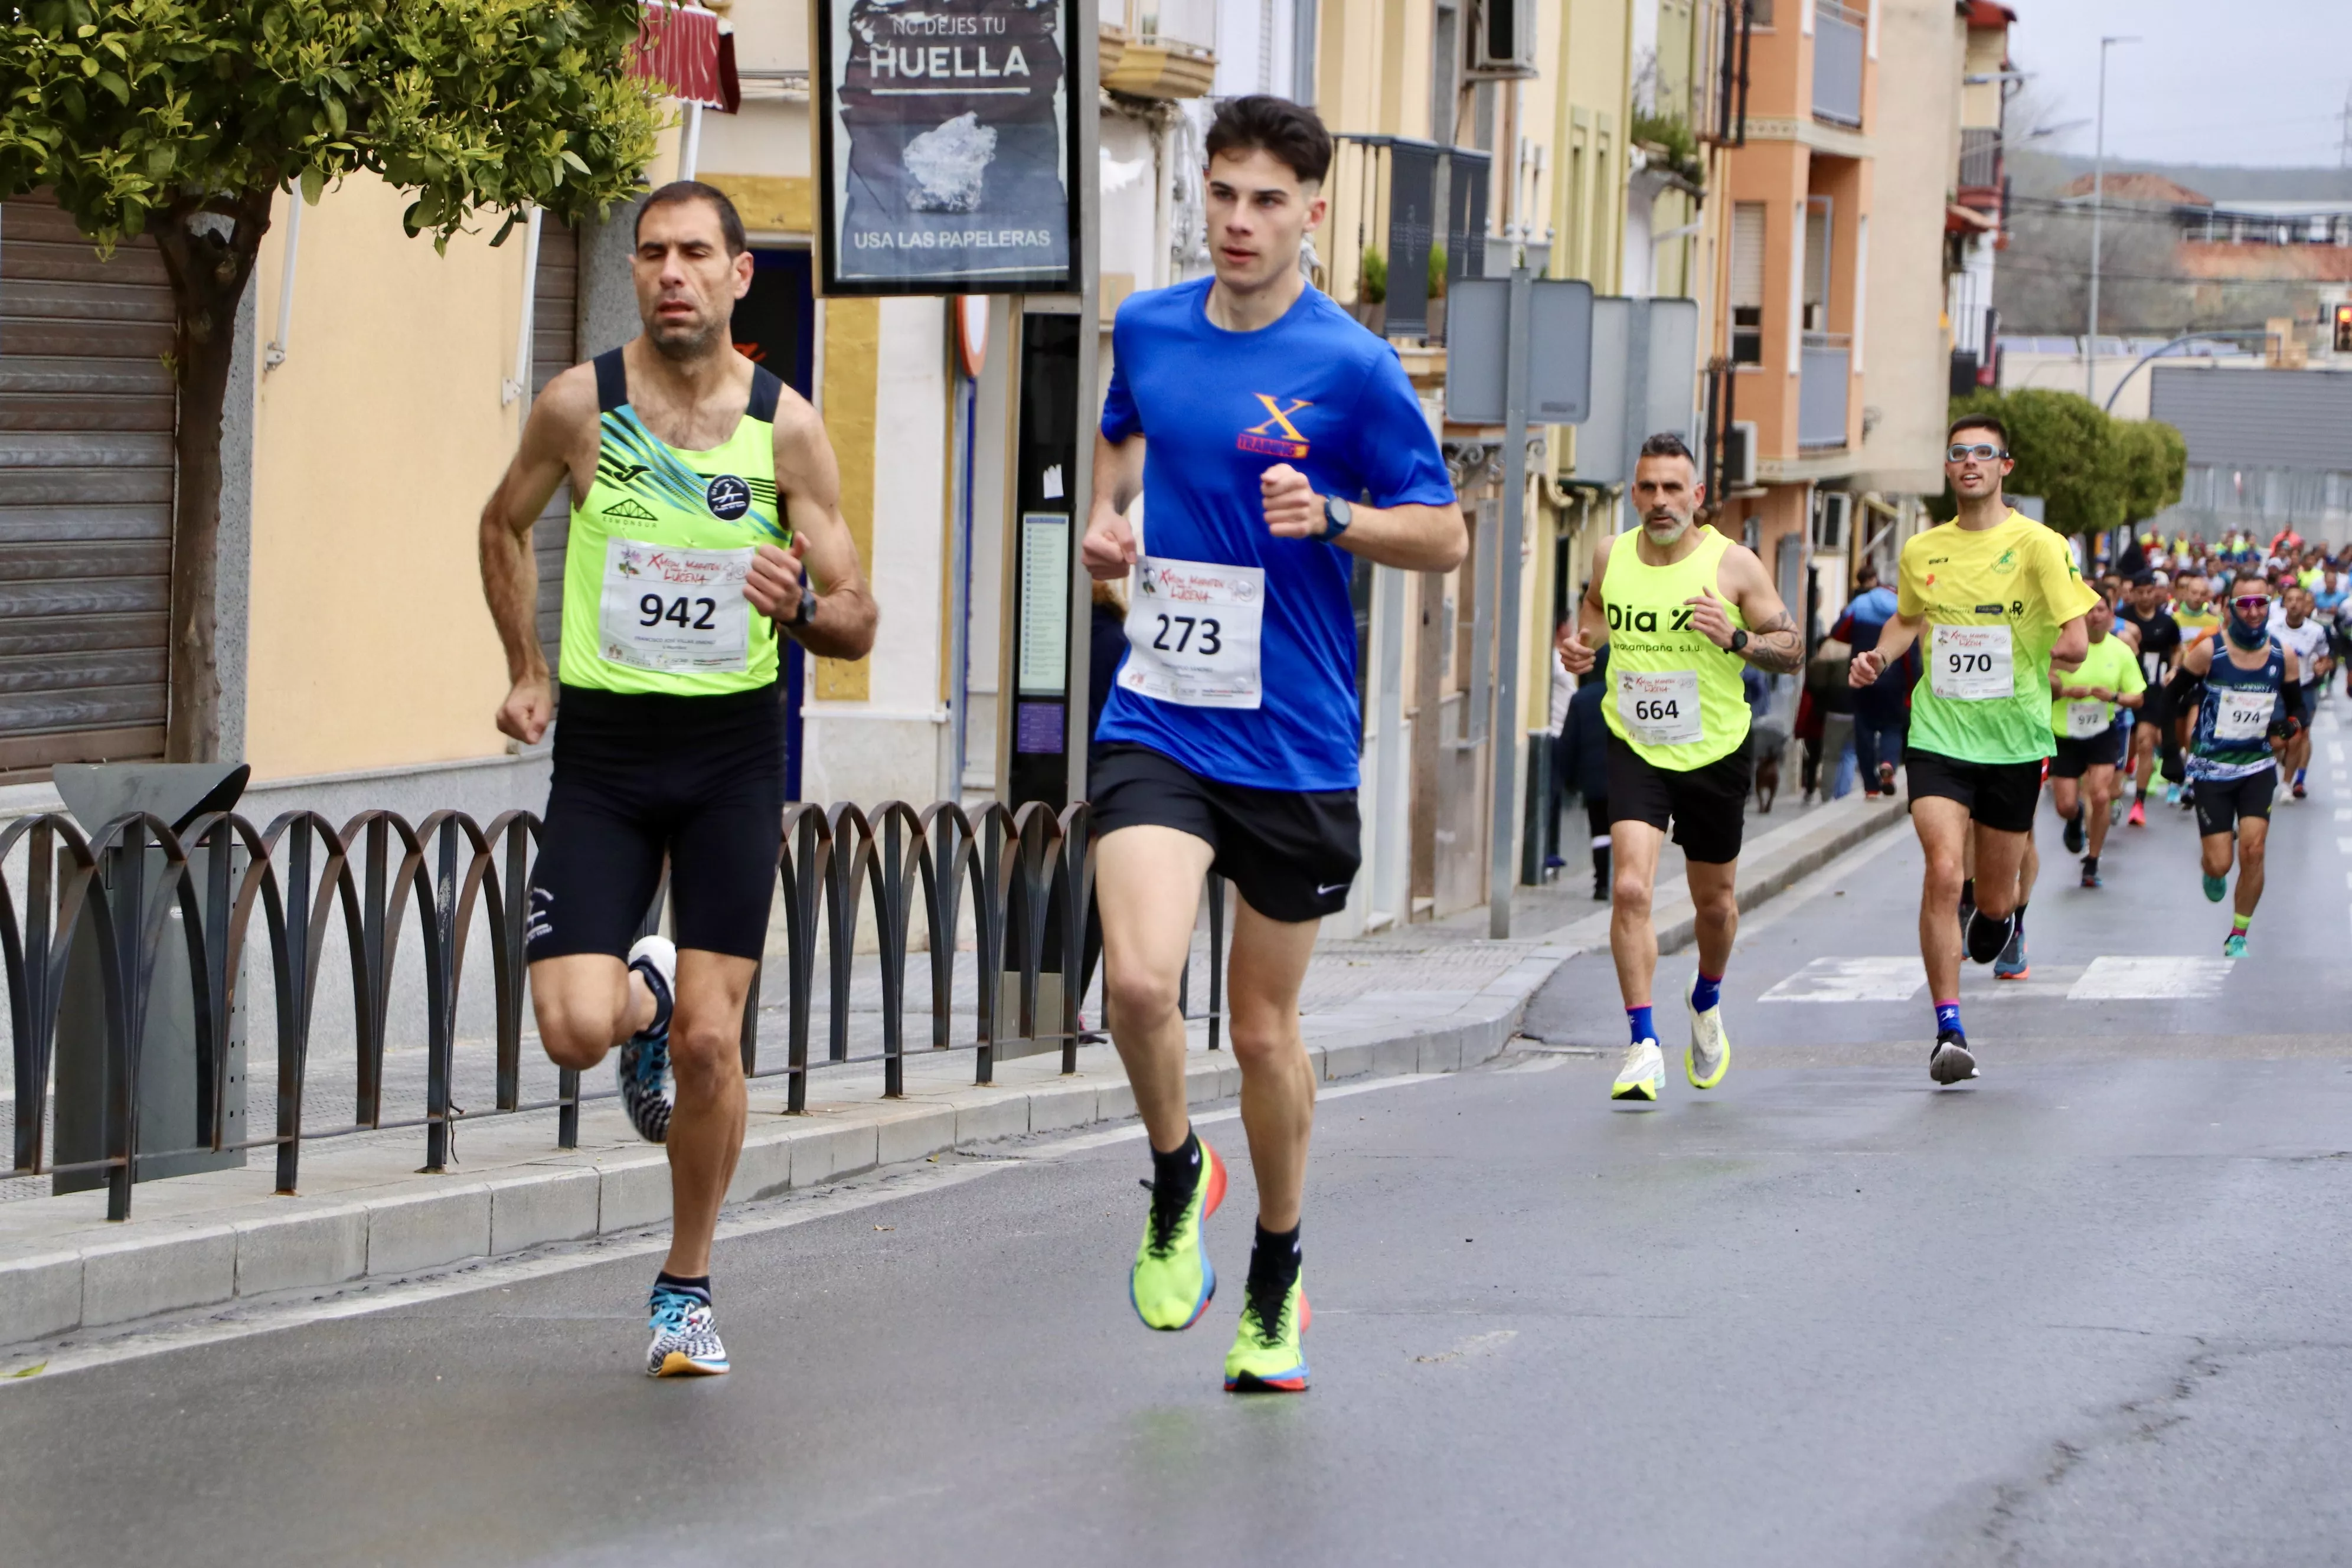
left=1812, top=491, right=1851, bottom=552
left=1468, top=0, right=1538, bottom=78
left=1721, top=420, right=1758, bottom=489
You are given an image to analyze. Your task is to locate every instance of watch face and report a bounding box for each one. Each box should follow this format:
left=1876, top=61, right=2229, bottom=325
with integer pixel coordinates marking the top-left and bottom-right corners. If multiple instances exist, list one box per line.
left=1327, top=497, right=1352, bottom=530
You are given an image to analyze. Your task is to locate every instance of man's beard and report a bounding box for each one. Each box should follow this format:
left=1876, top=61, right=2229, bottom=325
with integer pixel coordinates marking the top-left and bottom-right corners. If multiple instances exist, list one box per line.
left=649, top=312, right=723, bottom=361
left=1642, top=512, right=1692, bottom=545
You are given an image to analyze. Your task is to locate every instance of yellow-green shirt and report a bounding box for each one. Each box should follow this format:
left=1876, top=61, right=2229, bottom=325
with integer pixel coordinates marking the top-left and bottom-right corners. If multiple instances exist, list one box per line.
left=2049, top=631, right=2145, bottom=739
left=1897, top=510, right=2101, bottom=764
left=1598, top=526, right=1752, bottom=770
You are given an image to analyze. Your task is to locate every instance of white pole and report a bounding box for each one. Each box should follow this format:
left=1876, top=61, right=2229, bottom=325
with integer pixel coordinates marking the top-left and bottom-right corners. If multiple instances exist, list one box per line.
left=2086, top=35, right=2137, bottom=404
left=504, top=208, right=544, bottom=407
left=262, top=196, right=302, bottom=371
left=680, top=100, right=705, bottom=181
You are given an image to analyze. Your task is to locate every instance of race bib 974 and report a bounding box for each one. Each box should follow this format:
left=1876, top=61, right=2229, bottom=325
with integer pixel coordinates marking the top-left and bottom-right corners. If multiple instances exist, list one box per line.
left=2214, top=688, right=2273, bottom=742
left=599, top=540, right=754, bottom=674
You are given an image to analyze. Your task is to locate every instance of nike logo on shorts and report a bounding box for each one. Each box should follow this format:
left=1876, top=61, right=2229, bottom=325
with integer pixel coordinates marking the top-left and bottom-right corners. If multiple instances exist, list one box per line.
left=1316, top=881, right=1350, bottom=896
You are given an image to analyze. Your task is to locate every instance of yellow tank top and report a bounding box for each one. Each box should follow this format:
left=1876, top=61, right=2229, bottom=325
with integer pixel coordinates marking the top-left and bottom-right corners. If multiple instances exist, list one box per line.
left=1599, top=525, right=1752, bottom=769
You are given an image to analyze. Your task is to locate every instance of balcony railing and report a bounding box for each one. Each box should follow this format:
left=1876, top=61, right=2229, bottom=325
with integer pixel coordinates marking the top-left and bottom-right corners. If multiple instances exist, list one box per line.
left=1321, top=136, right=1493, bottom=344
left=1798, top=333, right=1850, bottom=449
left=1958, top=126, right=2000, bottom=191
left=1813, top=2, right=1864, bottom=129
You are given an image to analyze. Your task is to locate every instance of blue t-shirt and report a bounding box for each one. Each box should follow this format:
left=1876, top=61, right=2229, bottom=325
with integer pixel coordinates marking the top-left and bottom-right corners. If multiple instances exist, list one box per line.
left=1095, top=279, right=1456, bottom=790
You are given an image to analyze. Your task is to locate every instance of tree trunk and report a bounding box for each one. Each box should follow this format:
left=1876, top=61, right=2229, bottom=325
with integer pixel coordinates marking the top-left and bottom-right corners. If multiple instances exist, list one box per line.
left=151, top=190, right=273, bottom=764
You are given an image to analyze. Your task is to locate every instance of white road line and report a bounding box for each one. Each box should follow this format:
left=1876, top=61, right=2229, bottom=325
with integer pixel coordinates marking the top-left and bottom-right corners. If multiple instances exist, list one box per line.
left=2340, top=839, right=2352, bottom=854
left=1760, top=956, right=1926, bottom=1003
left=2068, top=956, right=2234, bottom=999
left=2337, top=810, right=2352, bottom=822
left=2331, top=743, right=2346, bottom=763
left=0, top=1072, right=1448, bottom=1383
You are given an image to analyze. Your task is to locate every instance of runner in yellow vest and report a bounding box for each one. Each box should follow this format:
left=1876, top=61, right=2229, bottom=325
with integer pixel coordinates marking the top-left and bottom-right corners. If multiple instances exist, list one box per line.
left=1849, top=416, right=2096, bottom=1086
left=2047, top=581, right=2145, bottom=888
left=1557, top=433, right=1801, bottom=1104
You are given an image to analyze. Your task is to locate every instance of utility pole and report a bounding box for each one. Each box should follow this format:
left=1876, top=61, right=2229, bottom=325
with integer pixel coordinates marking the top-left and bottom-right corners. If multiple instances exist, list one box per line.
left=2086, top=35, right=2138, bottom=403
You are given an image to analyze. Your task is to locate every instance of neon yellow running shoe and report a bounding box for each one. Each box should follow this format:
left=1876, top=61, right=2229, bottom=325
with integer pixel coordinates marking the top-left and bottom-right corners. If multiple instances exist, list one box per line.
left=1685, top=976, right=1730, bottom=1090
left=1130, top=1138, right=1226, bottom=1331
left=1224, top=1273, right=1311, bottom=1393
left=1612, top=1039, right=1663, bottom=1102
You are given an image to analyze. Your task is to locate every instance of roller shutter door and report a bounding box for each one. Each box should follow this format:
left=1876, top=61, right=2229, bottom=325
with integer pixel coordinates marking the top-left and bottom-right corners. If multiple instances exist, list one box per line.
left=530, top=217, right=579, bottom=686
left=0, top=197, right=174, bottom=775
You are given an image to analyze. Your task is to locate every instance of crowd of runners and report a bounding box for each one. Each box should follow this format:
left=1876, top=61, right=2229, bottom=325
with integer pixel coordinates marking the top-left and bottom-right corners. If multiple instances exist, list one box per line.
left=470, top=91, right=2333, bottom=1394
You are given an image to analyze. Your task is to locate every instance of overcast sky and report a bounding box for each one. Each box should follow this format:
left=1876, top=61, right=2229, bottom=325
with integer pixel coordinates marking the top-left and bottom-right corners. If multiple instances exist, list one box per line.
left=2001, top=0, right=2347, bottom=170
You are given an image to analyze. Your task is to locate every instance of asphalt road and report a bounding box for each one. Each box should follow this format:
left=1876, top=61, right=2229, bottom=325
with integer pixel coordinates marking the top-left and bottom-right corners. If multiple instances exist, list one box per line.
left=4, top=716, right=2350, bottom=1566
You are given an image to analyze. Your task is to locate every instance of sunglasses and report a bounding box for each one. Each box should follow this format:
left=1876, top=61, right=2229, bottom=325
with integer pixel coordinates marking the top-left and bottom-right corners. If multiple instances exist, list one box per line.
left=1946, top=443, right=2007, bottom=463
left=2231, top=596, right=2269, bottom=610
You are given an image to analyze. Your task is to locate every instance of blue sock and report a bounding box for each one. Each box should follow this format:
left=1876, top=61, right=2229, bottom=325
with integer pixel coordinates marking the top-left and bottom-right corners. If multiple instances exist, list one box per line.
left=1934, top=998, right=1963, bottom=1037
left=2294, top=766, right=2307, bottom=785
left=1691, top=972, right=1723, bottom=1012
left=1628, top=1005, right=1656, bottom=1045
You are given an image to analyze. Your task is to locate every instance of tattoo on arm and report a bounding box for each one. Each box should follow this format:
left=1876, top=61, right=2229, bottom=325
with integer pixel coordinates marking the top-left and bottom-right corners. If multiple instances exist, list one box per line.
left=1740, top=610, right=1804, bottom=673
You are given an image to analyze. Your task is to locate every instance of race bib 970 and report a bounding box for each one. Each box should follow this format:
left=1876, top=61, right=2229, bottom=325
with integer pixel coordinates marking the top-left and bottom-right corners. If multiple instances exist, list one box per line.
left=1930, top=624, right=2013, bottom=701
left=1121, top=557, right=1264, bottom=710
left=599, top=540, right=754, bottom=674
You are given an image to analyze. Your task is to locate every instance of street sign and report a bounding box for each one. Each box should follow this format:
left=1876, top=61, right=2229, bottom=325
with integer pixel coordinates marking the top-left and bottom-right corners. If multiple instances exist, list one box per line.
left=1443, top=277, right=1595, bottom=426
left=1574, top=296, right=1701, bottom=488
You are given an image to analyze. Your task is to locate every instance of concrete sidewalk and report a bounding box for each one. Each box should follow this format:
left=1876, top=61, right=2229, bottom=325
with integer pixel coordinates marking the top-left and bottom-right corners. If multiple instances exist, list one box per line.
left=0, top=790, right=1903, bottom=1353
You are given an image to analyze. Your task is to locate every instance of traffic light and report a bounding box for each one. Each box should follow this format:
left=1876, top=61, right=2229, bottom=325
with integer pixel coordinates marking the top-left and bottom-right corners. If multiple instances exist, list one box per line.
left=2335, top=302, right=2352, bottom=355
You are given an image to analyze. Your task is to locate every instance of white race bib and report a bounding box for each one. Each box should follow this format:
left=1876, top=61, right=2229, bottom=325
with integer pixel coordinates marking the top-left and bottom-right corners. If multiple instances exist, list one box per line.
left=1121, top=557, right=1264, bottom=710
left=1616, top=669, right=1704, bottom=747
left=2064, top=701, right=2111, bottom=739
left=599, top=540, right=754, bottom=674
left=1930, top=624, right=2013, bottom=701
left=2214, top=688, right=2273, bottom=742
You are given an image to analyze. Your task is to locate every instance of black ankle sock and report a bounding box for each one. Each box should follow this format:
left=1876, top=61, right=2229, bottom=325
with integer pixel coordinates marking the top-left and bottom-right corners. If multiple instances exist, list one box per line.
left=2014, top=901, right=2027, bottom=931
left=655, top=1270, right=711, bottom=1305
left=1248, top=1222, right=1302, bottom=1295
left=1150, top=1129, right=1201, bottom=1204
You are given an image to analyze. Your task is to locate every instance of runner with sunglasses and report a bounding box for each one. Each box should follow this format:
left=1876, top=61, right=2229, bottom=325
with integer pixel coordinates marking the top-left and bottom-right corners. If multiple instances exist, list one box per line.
left=1848, top=416, right=2096, bottom=1084
left=2181, top=577, right=2298, bottom=956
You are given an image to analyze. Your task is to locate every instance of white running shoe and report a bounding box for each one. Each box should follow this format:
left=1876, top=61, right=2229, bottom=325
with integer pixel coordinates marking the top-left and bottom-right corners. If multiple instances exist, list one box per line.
left=1612, top=1039, right=1664, bottom=1103
left=646, top=1286, right=729, bottom=1377
left=1685, top=976, right=1730, bottom=1089
left=618, top=935, right=677, bottom=1144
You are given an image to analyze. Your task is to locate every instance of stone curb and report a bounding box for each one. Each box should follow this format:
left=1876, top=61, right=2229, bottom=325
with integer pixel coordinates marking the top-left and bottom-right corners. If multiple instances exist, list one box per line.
left=0, top=798, right=1903, bottom=1351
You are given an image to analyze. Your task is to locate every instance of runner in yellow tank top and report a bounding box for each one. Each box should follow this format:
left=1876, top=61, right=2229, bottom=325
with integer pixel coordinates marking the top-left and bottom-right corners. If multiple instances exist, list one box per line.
left=1557, top=434, right=1802, bottom=1105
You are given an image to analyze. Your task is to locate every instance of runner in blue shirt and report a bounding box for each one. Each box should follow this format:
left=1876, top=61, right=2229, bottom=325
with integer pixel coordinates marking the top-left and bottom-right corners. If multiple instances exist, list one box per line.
left=1080, top=96, right=1466, bottom=1394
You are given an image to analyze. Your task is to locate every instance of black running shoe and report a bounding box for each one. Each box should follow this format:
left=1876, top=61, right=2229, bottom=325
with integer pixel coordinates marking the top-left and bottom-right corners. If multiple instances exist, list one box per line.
left=2062, top=811, right=2085, bottom=855
left=2080, top=855, right=2101, bottom=889
left=1964, top=908, right=2015, bottom=966
left=1929, top=1029, right=1978, bottom=1084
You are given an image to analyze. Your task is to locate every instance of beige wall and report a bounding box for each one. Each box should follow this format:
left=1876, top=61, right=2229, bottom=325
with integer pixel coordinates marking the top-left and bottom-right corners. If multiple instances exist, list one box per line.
left=244, top=174, right=527, bottom=780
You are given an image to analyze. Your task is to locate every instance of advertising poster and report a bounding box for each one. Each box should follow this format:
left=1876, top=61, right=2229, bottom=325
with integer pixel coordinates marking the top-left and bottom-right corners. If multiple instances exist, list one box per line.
left=815, top=0, right=1077, bottom=295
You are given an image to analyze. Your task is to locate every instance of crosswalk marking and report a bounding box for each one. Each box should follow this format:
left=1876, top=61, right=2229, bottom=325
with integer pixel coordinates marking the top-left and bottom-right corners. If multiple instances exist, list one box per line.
left=1760, top=956, right=2236, bottom=1002
left=1759, top=957, right=1925, bottom=1002
left=2068, top=957, right=2234, bottom=999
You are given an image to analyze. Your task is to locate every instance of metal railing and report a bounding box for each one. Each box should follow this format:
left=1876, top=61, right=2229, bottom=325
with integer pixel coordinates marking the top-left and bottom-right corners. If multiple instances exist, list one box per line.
left=3, top=801, right=1229, bottom=1221
left=1321, top=136, right=1493, bottom=344
left=1812, top=1, right=1864, bottom=129
left=1798, top=334, right=1851, bottom=449
left=1958, top=126, right=1999, bottom=191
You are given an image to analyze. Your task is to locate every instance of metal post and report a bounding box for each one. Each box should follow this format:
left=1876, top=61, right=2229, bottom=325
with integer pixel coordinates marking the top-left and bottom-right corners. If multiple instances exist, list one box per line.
left=1487, top=262, right=1533, bottom=939
left=1061, top=0, right=1101, bottom=808
left=2086, top=35, right=2138, bottom=404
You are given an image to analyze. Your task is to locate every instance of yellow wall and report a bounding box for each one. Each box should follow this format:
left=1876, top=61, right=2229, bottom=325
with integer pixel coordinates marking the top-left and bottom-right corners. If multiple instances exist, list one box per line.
left=245, top=174, right=525, bottom=780
left=816, top=297, right=878, bottom=701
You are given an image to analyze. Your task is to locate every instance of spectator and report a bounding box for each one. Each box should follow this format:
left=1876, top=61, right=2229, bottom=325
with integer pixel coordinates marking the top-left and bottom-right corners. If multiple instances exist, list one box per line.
left=1832, top=563, right=1915, bottom=796
left=1556, top=642, right=1613, bottom=900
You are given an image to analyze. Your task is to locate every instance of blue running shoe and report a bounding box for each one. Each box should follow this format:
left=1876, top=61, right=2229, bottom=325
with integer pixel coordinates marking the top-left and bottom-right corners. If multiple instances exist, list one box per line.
left=645, top=1285, right=728, bottom=1377
left=618, top=935, right=676, bottom=1144
left=2201, top=873, right=2227, bottom=904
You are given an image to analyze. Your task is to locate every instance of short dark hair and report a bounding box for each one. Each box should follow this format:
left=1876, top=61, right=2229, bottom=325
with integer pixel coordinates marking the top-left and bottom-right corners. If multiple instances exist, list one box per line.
left=1638, top=431, right=1698, bottom=466
left=1205, top=96, right=1333, bottom=187
left=635, top=181, right=749, bottom=256
left=2129, top=570, right=2157, bottom=588
left=1947, top=413, right=2010, bottom=450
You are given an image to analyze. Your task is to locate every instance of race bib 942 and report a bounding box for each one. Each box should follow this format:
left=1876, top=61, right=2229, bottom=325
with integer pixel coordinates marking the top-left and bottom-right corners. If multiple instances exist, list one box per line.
left=599, top=540, right=754, bottom=674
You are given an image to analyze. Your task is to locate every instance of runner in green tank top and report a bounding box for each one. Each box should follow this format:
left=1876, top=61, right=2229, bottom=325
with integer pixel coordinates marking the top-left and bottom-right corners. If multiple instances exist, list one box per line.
left=475, top=183, right=876, bottom=1378
left=1557, top=434, right=1802, bottom=1105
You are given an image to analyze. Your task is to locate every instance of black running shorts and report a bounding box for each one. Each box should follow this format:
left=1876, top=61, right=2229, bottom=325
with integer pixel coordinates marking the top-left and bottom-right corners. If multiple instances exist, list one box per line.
left=1904, top=749, right=2043, bottom=834
left=526, top=682, right=785, bottom=963
left=1088, top=743, right=1360, bottom=923
left=1603, top=733, right=1753, bottom=865
left=2049, top=727, right=2127, bottom=778
left=2193, top=767, right=2276, bottom=837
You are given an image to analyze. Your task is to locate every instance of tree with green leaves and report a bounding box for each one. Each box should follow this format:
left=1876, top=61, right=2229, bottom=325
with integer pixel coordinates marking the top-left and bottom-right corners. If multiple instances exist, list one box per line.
left=1939, top=386, right=2186, bottom=540
left=0, top=0, right=664, bottom=760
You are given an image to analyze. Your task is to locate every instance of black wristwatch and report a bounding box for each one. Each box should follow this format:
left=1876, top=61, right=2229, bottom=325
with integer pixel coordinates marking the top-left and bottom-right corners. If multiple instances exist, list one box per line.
left=791, top=589, right=818, bottom=631
left=1729, top=629, right=1749, bottom=656
left=1322, top=495, right=1353, bottom=540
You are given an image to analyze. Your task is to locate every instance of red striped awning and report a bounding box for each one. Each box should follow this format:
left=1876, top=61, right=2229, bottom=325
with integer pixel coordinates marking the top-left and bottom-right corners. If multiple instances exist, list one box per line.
left=632, top=2, right=727, bottom=108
